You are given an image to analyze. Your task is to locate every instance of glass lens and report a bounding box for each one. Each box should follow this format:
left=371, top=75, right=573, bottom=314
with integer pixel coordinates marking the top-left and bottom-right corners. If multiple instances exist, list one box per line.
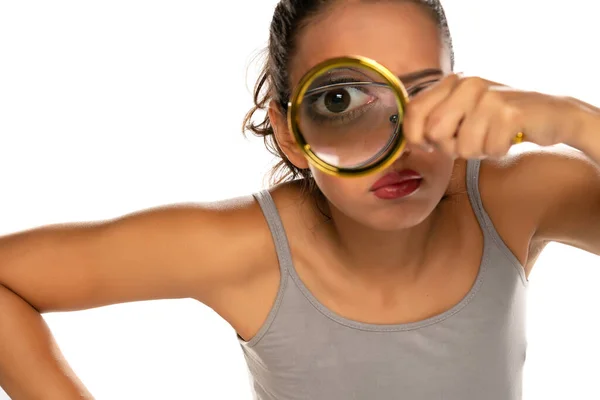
left=297, top=64, right=402, bottom=169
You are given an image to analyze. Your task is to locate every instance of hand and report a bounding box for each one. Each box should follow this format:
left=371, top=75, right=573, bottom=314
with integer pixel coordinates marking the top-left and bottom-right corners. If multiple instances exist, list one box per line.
left=402, top=74, right=588, bottom=159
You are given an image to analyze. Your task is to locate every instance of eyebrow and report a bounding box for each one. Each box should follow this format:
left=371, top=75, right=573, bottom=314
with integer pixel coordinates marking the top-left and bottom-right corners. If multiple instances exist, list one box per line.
left=398, top=68, right=444, bottom=84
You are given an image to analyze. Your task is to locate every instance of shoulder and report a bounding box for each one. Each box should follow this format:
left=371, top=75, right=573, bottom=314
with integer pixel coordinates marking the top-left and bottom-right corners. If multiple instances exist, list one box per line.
left=187, top=192, right=279, bottom=280
left=196, top=181, right=313, bottom=335
left=204, top=182, right=312, bottom=262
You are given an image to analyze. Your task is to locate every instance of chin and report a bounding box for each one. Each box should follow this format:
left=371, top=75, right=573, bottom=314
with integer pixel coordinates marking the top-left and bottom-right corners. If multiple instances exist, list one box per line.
left=367, top=208, right=434, bottom=232
left=316, top=176, right=446, bottom=232
left=339, top=197, right=439, bottom=232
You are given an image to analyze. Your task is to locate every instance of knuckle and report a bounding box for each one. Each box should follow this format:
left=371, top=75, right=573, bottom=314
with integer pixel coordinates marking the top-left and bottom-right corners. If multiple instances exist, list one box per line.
left=462, top=76, right=487, bottom=91
left=501, top=104, right=523, bottom=124
left=442, top=73, right=461, bottom=86
left=481, top=89, right=504, bottom=107
left=426, top=113, right=444, bottom=132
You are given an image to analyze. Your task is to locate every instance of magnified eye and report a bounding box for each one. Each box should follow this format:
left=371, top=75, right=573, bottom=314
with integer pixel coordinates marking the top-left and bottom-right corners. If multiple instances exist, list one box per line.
left=310, top=85, right=376, bottom=119
left=293, top=60, right=406, bottom=173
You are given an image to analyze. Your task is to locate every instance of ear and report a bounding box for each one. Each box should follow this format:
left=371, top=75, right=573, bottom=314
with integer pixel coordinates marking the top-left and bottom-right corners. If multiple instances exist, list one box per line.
left=268, top=100, right=309, bottom=170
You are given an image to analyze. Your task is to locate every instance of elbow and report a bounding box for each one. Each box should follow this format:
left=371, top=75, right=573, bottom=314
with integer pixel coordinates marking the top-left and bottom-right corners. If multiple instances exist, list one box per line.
left=0, top=283, right=41, bottom=313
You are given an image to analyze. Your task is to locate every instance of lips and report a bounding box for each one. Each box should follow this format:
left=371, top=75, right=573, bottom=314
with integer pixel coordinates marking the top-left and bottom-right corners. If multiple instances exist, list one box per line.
left=370, top=169, right=423, bottom=192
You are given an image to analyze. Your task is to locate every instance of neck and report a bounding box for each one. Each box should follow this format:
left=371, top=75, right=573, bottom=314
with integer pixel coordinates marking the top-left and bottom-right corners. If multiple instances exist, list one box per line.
left=322, top=198, right=453, bottom=284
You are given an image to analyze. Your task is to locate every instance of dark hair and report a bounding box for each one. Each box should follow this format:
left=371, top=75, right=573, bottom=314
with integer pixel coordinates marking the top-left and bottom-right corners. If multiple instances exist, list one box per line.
left=243, top=0, right=454, bottom=190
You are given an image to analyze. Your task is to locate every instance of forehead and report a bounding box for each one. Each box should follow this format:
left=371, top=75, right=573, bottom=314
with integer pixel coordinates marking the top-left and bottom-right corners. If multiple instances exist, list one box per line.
left=291, top=1, right=449, bottom=85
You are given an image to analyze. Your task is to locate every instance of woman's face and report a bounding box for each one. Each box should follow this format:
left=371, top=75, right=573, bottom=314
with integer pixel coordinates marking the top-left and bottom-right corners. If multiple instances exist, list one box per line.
left=278, top=1, right=455, bottom=231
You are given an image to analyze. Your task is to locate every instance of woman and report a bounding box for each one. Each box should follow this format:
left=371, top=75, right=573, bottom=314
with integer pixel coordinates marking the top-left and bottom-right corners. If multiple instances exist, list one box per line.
left=0, top=0, right=599, bottom=399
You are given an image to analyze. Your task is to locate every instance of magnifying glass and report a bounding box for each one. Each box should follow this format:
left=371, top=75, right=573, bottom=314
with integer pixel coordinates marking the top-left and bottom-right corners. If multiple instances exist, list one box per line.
left=287, top=56, right=409, bottom=178
left=287, top=56, right=526, bottom=178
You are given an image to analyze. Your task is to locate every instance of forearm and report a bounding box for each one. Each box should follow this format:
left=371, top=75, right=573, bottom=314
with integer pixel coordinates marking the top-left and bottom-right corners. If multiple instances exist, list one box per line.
left=566, top=97, right=600, bottom=165
left=0, top=285, right=94, bottom=400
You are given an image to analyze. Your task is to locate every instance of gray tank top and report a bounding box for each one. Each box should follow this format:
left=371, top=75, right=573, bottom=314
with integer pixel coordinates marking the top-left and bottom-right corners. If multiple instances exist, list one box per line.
left=239, top=159, right=528, bottom=400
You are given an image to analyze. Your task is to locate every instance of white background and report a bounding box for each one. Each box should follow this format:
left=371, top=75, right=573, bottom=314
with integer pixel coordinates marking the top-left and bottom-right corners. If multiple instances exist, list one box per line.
left=1, top=1, right=599, bottom=399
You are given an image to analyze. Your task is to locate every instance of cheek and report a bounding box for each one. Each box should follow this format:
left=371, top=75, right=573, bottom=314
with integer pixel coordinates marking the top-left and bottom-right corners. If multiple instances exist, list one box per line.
left=310, top=167, right=371, bottom=203
left=309, top=153, right=455, bottom=229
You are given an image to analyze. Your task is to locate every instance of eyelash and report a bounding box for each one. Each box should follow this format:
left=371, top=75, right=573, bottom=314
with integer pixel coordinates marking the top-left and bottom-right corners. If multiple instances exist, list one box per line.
left=302, top=76, right=441, bottom=124
left=305, top=82, right=376, bottom=126
left=406, top=79, right=440, bottom=97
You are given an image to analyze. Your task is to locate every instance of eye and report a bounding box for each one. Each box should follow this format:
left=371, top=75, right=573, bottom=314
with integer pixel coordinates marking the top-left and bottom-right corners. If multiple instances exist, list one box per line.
left=406, top=79, right=441, bottom=98
left=312, top=86, right=376, bottom=117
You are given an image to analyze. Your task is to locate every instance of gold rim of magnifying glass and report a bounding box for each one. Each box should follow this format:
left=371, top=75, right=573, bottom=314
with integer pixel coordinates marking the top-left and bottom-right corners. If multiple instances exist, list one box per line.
left=287, top=56, right=409, bottom=178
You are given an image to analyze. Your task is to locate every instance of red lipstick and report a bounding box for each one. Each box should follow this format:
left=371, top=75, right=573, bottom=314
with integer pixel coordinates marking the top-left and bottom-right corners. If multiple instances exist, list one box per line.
left=370, top=169, right=422, bottom=200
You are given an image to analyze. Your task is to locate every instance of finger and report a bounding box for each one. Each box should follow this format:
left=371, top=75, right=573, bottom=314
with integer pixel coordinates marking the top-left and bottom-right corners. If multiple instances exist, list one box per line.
left=403, top=74, right=461, bottom=148
left=424, top=77, right=488, bottom=146
left=455, top=104, right=490, bottom=159
left=482, top=93, right=524, bottom=158
left=436, top=136, right=458, bottom=157
left=485, top=111, right=520, bottom=158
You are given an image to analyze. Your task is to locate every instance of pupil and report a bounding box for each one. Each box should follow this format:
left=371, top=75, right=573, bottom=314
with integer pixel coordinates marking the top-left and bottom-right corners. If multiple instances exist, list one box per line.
left=324, top=89, right=350, bottom=113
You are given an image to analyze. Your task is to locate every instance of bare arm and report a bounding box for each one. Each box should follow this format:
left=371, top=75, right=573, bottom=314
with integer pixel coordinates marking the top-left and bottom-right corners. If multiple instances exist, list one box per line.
left=485, top=147, right=600, bottom=261
left=0, top=195, right=267, bottom=398
left=533, top=103, right=600, bottom=253
left=0, top=285, right=93, bottom=399
left=531, top=149, right=600, bottom=254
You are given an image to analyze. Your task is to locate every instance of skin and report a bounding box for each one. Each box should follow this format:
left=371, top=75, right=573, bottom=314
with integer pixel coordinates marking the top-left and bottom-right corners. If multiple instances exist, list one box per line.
left=270, top=1, right=456, bottom=278
left=0, top=1, right=599, bottom=398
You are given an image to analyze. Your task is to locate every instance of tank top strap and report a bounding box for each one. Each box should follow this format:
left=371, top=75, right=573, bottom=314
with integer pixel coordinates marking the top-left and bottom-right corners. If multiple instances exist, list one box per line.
left=252, top=190, right=293, bottom=275
left=466, top=159, right=528, bottom=284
